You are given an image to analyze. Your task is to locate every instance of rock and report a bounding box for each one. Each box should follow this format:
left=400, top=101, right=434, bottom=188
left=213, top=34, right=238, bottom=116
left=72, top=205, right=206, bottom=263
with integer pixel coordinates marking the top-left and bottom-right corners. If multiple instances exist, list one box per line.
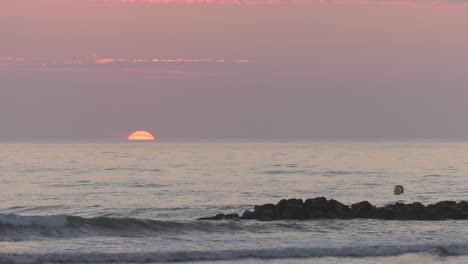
left=374, top=208, right=395, bottom=220
left=304, top=197, right=327, bottom=210
left=254, top=203, right=276, bottom=219
left=351, top=201, right=375, bottom=218
left=197, top=198, right=468, bottom=221
left=424, top=201, right=466, bottom=220
left=351, top=201, right=372, bottom=211
left=304, top=197, right=328, bottom=218
left=283, top=203, right=305, bottom=219
left=456, top=201, right=468, bottom=212
left=405, top=202, right=426, bottom=220
left=430, top=205, right=466, bottom=220
left=241, top=210, right=256, bottom=220
left=433, top=201, right=457, bottom=209
left=197, top=213, right=239, bottom=220
left=275, top=199, right=289, bottom=217
left=224, top=213, right=240, bottom=220
left=408, top=202, right=425, bottom=210
left=392, top=204, right=411, bottom=220
left=276, top=199, right=303, bottom=218
left=328, top=199, right=350, bottom=215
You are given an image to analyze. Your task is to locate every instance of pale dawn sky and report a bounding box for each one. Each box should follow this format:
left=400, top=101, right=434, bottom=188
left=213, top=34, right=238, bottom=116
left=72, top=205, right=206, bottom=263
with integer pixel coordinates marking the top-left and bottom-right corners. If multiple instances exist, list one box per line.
left=1, top=0, right=468, bottom=140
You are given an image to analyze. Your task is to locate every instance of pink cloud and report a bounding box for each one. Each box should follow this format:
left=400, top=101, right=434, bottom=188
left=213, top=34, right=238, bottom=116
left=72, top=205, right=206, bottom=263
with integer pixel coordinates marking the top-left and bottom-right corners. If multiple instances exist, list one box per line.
left=0, top=57, right=26, bottom=62
left=0, top=55, right=254, bottom=78
left=92, top=57, right=250, bottom=65
left=95, top=58, right=126, bottom=64
left=0, top=56, right=251, bottom=67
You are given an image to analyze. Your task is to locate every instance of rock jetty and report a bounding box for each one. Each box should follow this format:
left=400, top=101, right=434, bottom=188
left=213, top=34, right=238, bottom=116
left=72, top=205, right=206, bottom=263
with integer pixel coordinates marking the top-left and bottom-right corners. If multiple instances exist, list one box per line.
left=197, top=197, right=468, bottom=221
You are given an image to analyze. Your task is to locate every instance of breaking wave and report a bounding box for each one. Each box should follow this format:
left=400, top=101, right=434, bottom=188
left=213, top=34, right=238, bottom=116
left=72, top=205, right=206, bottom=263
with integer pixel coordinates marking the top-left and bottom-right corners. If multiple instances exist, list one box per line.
left=0, top=213, right=309, bottom=240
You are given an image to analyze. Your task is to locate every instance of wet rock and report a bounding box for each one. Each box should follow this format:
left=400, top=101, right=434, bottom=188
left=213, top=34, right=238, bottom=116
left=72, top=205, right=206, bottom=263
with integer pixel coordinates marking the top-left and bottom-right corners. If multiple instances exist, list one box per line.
left=283, top=203, right=305, bottom=219
left=197, top=198, right=468, bottom=221
left=405, top=202, right=427, bottom=220
left=393, top=205, right=411, bottom=220
left=430, top=204, right=466, bottom=220
left=351, top=201, right=372, bottom=211
left=276, top=199, right=303, bottom=218
left=240, top=210, right=256, bottom=220
left=197, top=213, right=239, bottom=220
left=374, top=208, right=395, bottom=220
left=304, top=197, right=328, bottom=218
left=254, top=203, right=276, bottom=219
left=433, top=201, right=457, bottom=209
left=408, top=202, right=425, bottom=210
left=328, top=199, right=351, bottom=216
left=275, top=199, right=289, bottom=217
left=456, top=201, right=468, bottom=212
left=351, top=201, right=375, bottom=218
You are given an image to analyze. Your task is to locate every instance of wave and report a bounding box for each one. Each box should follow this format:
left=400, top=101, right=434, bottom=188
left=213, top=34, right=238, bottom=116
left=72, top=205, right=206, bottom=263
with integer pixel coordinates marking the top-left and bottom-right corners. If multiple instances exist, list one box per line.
left=262, top=169, right=371, bottom=176
left=103, top=167, right=160, bottom=172
left=0, top=214, right=67, bottom=228
left=0, top=213, right=306, bottom=240
left=1, top=244, right=468, bottom=263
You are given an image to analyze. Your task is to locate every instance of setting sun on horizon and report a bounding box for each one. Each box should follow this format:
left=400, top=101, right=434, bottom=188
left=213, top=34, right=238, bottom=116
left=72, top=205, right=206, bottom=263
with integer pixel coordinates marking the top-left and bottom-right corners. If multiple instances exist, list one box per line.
left=127, top=130, right=155, bottom=141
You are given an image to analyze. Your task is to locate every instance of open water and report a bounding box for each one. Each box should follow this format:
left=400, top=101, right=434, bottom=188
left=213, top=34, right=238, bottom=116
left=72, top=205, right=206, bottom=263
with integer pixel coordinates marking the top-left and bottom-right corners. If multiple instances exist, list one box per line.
left=1, top=141, right=468, bottom=263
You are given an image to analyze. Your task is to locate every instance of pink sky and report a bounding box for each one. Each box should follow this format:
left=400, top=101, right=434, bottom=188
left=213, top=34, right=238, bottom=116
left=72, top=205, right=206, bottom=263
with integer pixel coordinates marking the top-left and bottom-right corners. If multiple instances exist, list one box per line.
left=1, top=0, right=468, bottom=140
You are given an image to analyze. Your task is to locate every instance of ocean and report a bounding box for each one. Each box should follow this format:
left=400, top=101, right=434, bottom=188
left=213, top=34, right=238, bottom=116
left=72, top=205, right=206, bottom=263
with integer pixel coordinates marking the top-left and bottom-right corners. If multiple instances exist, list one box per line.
left=1, top=141, right=468, bottom=264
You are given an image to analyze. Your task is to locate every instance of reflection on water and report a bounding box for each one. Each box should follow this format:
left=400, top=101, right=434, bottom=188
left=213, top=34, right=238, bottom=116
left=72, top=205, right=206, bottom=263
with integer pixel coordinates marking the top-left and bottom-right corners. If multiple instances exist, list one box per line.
left=1, top=141, right=467, bottom=219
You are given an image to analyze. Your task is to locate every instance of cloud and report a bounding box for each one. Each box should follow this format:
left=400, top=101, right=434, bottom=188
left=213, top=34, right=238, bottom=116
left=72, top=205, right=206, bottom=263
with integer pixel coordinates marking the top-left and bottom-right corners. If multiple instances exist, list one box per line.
left=0, top=55, right=256, bottom=78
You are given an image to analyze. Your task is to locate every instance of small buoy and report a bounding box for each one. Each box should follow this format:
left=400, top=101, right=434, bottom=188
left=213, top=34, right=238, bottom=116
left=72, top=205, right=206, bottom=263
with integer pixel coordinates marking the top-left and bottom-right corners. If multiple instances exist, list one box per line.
left=394, top=185, right=404, bottom=195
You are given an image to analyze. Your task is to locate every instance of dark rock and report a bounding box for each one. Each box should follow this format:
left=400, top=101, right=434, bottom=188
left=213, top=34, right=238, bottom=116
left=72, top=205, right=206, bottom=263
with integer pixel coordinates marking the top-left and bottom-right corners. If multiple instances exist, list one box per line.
left=328, top=199, right=351, bottom=215
left=241, top=210, right=256, bottom=220
left=408, top=202, right=425, bottom=210
left=394, top=202, right=406, bottom=208
left=276, top=199, right=303, bottom=218
left=351, top=201, right=373, bottom=211
left=374, top=208, right=395, bottom=220
left=197, top=198, right=468, bottom=221
left=351, top=201, right=375, bottom=218
left=456, top=201, right=468, bottom=212
left=304, top=197, right=328, bottom=218
left=427, top=201, right=455, bottom=210
left=433, top=201, right=457, bottom=209
left=283, top=203, right=305, bottom=219
left=254, top=203, right=276, bottom=219
left=197, top=213, right=239, bottom=220
left=405, top=202, right=426, bottom=220
left=275, top=199, right=289, bottom=217
left=224, top=213, right=240, bottom=220
left=432, top=206, right=466, bottom=220
left=393, top=205, right=411, bottom=220
left=304, top=197, right=328, bottom=210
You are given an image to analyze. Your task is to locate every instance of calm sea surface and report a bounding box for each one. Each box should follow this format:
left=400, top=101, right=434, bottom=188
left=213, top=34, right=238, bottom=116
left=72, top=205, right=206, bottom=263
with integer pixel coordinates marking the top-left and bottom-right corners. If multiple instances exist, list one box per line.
left=1, top=141, right=468, bottom=263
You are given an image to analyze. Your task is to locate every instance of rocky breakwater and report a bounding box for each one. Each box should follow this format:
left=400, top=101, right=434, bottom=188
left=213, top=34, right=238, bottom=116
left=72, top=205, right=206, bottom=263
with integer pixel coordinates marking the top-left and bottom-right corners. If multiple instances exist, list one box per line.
left=198, top=197, right=468, bottom=221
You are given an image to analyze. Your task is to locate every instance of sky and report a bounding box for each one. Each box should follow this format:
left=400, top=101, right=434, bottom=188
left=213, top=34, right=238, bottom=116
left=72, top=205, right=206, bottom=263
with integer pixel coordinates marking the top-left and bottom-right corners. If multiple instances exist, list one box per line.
left=1, top=0, right=468, bottom=140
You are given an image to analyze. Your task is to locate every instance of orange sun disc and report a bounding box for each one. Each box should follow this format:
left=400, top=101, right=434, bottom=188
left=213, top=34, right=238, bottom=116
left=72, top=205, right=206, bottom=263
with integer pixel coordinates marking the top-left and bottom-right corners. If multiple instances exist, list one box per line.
left=128, top=130, right=155, bottom=141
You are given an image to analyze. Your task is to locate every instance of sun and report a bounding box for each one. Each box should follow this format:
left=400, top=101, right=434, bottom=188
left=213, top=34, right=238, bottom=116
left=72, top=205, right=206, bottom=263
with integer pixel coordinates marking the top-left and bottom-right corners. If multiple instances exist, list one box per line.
left=128, top=130, right=155, bottom=141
